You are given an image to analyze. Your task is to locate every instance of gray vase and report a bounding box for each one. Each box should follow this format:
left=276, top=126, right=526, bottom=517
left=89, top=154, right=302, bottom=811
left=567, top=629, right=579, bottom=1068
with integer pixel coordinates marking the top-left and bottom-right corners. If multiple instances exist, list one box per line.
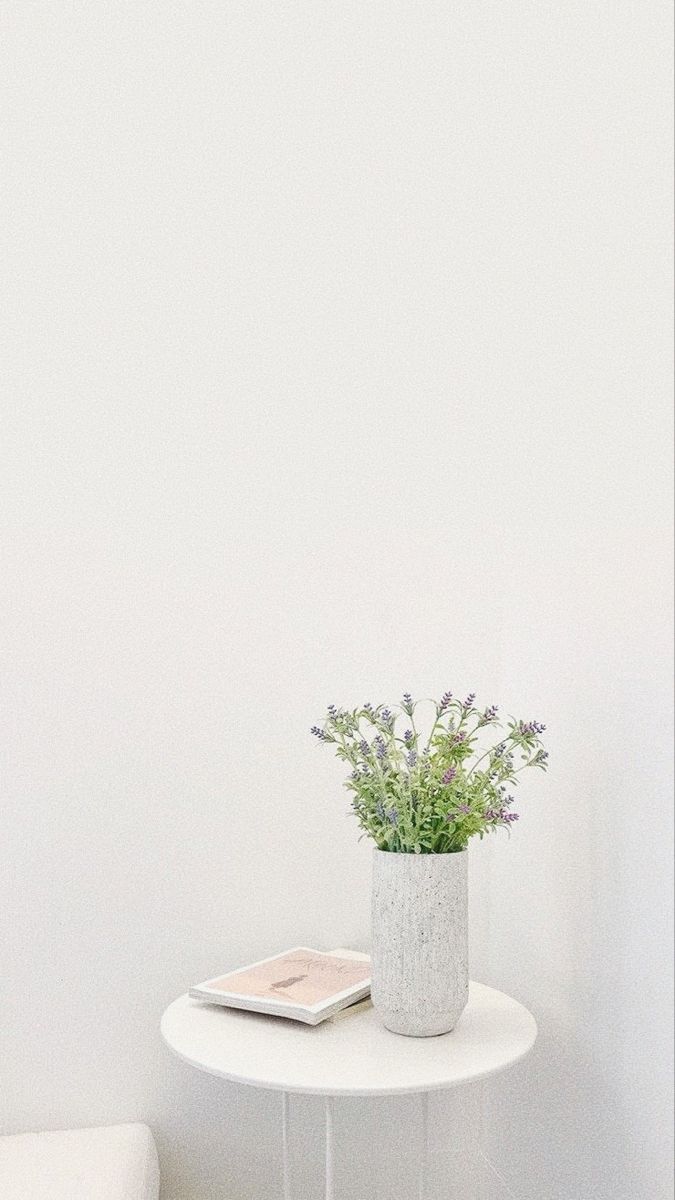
left=371, top=848, right=469, bottom=1037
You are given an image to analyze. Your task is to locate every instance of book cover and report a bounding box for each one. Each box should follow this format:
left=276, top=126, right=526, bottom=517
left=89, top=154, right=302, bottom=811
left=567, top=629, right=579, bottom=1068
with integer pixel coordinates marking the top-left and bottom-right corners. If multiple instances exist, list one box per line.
left=190, top=947, right=371, bottom=1025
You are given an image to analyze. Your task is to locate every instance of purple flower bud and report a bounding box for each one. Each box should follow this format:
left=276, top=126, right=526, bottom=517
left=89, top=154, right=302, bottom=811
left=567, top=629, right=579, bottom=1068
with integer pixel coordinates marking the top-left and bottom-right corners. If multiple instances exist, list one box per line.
left=463, top=693, right=476, bottom=708
left=374, top=735, right=387, bottom=760
left=359, top=739, right=370, bottom=755
left=327, top=704, right=337, bottom=715
left=407, top=749, right=418, bottom=767
left=440, top=690, right=453, bottom=710
left=380, top=707, right=393, bottom=724
left=520, top=719, right=546, bottom=736
left=387, top=809, right=398, bottom=825
left=310, top=725, right=327, bottom=740
left=403, top=728, right=413, bottom=744
left=442, top=766, right=457, bottom=785
left=402, top=692, right=413, bottom=705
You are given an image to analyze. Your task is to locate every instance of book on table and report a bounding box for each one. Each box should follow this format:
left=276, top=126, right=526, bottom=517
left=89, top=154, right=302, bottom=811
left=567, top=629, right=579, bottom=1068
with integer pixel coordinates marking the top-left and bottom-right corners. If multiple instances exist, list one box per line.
left=190, top=947, right=371, bottom=1025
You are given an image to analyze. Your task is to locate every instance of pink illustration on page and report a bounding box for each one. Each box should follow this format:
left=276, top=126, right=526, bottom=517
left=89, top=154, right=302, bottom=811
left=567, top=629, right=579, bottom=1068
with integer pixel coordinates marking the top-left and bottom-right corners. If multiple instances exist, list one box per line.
left=207, top=949, right=371, bottom=1005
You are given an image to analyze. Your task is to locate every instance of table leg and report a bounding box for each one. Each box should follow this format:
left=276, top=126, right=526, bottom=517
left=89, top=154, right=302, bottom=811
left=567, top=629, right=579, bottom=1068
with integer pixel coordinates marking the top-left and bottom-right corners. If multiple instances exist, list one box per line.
left=418, top=1093, right=429, bottom=1200
left=281, top=1092, right=292, bottom=1200
left=324, top=1097, right=335, bottom=1200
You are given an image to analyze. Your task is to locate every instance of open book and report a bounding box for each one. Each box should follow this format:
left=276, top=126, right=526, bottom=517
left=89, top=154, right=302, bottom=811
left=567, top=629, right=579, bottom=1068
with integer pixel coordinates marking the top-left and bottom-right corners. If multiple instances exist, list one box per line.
left=190, top=947, right=371, bottom=1025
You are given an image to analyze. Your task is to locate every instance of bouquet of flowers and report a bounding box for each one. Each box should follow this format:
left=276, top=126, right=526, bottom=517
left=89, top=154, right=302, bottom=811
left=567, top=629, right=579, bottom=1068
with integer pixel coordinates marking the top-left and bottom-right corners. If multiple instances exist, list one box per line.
left=312, top=691, right=548, bottom=854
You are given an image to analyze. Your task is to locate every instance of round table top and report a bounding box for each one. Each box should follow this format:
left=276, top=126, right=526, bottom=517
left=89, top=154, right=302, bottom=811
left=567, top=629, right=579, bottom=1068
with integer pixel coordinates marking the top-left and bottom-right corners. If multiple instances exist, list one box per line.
left=161, top=981, right=537, bottom=1098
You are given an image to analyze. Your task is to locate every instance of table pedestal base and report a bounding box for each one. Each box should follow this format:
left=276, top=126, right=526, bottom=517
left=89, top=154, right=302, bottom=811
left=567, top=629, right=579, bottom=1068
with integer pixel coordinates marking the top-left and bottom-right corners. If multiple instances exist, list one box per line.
left=281, top=1092, right=430, bottom=1200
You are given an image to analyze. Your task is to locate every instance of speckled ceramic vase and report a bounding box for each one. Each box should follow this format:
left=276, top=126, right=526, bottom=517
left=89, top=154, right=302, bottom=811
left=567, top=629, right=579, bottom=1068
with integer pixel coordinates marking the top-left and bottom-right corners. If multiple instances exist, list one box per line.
left=371, top=848, right=469, bottom=1037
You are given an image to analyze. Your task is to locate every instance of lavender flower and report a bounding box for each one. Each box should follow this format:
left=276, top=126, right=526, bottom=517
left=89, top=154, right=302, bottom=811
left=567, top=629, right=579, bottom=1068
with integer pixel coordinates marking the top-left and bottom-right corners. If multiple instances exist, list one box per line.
left=373, top=735, right=387, bottom=760
left=407, top=749, right=418, bottom=768
left=463, top=692, right=476, bottom=709
left=442, top=766, right=457, bottom=785
left=439, top=690, right=453, bottom=710
left=479, top=704, right=499, bottom=725
left=310, top=725, right=328, bottom=740
left=359, top=739, right=370, bottom=755
left=387, top=809, right=398, bottom=825
left=403, top=728, right=414, bottom=744
left=520, top=719, right=547, bottom=736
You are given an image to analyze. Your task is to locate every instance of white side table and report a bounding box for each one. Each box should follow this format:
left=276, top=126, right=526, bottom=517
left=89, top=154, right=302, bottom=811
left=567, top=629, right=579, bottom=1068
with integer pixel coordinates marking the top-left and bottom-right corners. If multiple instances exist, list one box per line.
left=161, top=970, right=536, bottom=1199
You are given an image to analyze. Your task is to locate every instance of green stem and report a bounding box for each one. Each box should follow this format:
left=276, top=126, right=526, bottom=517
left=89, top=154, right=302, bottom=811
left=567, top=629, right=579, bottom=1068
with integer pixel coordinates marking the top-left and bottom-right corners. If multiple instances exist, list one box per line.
left=468, top=731, right=518, bottom=778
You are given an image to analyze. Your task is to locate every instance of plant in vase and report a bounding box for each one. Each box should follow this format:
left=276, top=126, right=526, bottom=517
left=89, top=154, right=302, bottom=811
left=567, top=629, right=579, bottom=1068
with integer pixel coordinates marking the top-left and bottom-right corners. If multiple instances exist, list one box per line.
left=311, top=691, right=548, bottom=1037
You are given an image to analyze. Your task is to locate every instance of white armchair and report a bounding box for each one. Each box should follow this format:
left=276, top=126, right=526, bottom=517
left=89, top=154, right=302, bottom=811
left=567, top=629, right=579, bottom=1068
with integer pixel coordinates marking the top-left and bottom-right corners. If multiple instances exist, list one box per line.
left=0, top=1123, right=160, bottom=1200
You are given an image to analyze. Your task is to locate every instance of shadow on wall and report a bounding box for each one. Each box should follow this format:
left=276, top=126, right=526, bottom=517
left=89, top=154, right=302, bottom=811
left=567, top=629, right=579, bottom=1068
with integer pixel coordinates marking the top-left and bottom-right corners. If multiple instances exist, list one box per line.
left=482, top=1021, right=647, bottom=1200
left=474, top=699, right=674, bottom=1200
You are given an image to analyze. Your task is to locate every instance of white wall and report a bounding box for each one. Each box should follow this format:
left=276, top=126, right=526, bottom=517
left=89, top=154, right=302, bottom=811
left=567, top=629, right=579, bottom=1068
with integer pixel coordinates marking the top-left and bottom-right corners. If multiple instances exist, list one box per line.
left=1, top=3, right=672, bottom=1199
